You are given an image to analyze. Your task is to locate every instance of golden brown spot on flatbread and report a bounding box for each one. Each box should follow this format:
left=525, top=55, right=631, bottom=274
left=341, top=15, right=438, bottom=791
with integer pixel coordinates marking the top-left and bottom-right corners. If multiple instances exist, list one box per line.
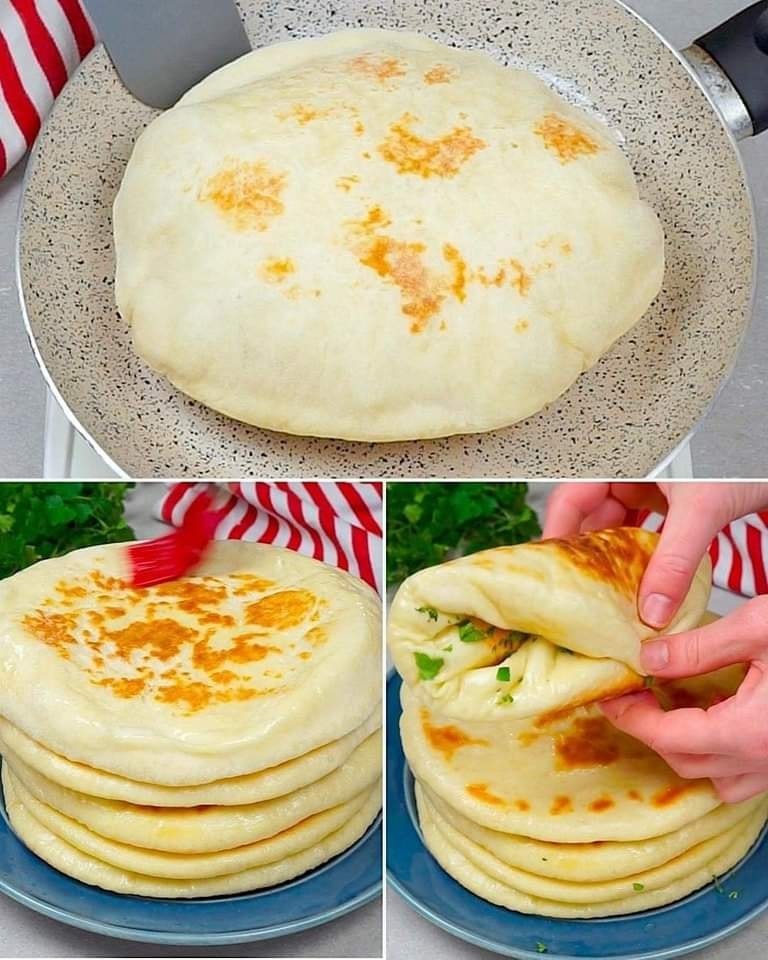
left=534, top=113, right=600, bottom=163
left=555, top=716, right=622, bottom=771
left=514, top=799, right=531, bottom=812
left=152, top=580, right=227, bottom=614
left=531, top=528, right=655, bottom=602
left=336, top=175, right=361, bottom=192
left=106, top=619, right=197, bottom=663
left=55, top=582, right=88, bottom=599
left=515, top=319, right=529, bottom=333
left=210, top=670, right=238, bottom=685
left=467, top=783, right=506, bottom=806
left=94, top=677, right=147, bottom=699
left=421, top=709, right=488, bottom=760
left=424, top=64, right=456, bottom=85
left=517, top=730, right=540, bottom=748
left=378, top=113, right=486, bottom=179
left=277, top=103, right=332, bottom=124
left=346, top=54, right=406, bottom=84
left=354, top=120, right=365, bottom=136
left=245, top=589, right=315, bottom=629
left=230, top=574, right=276, bottom=593
left=443, top=244, right=467, bottom=302
left=550, top=795, right=573, bottom=815
left=652, top=783, right=701, bottom=808
left=104, top=606, right=125, bottom=619
left=200, top=160, right=286, bottom=231
left=588, top=795, right=615, bottom=813
left=628, top=789, right=643, bottom=801
left=22, top=612, right=78, bottom=658
left=305, top=626, right=328, bottom=646
left=260, top=257, right=296, bottom=283
left=476, top=260, right=532, bottom=296
left=192, top=633, right=279, bottom=672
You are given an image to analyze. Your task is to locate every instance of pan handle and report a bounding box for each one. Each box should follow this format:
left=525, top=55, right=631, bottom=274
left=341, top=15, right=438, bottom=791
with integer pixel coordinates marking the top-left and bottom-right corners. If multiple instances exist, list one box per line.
left=684, top=1, right=768, bottom=140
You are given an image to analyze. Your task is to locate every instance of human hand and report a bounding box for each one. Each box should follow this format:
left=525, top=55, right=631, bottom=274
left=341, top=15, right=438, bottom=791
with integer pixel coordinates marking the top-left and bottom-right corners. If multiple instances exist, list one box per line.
left=543, top=482, right=768, bottom=628
left=601, top=600, right=768, bottom=802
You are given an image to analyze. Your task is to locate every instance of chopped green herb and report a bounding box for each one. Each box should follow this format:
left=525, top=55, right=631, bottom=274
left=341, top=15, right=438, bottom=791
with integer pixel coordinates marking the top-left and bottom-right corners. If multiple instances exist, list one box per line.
left=498, top=693, right=515, bottom=705
left=496, top=666, right=511, bottom=682
left=413, top=652, right=444, bottom=682
left=541, top=857, right=548, bottom=862
left=458, top=620, right=487, bottom=644
left=728, top=891, right=741, bottom=900
left=536, top=943, right=548, bottom=954
left=712, top=875, right=725, bottom=895
left=633, top=882, right=645, bottom=892
left=417, top=605, right=439, bottom=622
left=442, top=644, right=453, bottom=653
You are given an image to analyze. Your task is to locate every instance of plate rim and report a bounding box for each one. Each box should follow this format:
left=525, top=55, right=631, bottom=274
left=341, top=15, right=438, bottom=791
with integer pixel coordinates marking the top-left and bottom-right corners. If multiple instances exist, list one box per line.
left=0, top=808, right=382, bottom=946
left=385, top=673, right=768, bottom=960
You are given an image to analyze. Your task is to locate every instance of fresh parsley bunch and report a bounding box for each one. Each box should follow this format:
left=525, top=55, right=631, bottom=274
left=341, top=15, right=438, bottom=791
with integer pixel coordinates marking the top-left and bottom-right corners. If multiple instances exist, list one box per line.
left=386, top=482, right=541, bottom=585
left=0, top=482, right=135, bottom=579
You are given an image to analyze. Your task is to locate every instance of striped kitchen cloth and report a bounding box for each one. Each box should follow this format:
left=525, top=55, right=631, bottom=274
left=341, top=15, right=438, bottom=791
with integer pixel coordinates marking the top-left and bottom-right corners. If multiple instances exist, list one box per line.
left=633, top=509, right=768, bottom=598
left=0, top=0, right=95, bottom=178
left=158, top=482, right=383, bottom=595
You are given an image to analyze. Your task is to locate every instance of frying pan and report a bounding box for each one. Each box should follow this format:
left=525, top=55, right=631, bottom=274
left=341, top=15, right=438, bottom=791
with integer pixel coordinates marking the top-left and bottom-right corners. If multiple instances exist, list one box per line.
left=16, top=0, right=766, bottom=478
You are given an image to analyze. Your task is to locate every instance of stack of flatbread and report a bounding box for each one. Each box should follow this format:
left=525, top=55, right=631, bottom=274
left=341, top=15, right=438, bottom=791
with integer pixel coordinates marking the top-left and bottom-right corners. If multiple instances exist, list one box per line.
left=0, top=542, right=381, bottom=897
left=389, top=528, right=768, bottom=917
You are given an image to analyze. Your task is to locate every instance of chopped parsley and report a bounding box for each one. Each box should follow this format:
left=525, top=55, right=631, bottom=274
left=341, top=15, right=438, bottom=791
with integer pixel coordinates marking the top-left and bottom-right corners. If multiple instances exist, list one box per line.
left=498, top=693, right=515, bottom=705
left=496, top=666, right=511, bottom=682
left=414, top=652, right=444, bottom=682
left=633, top=882, right=645, bottom=892
left=417, top=605, right=439, bottom=622
left=536, top=943, right=548, bottom=954
left=728, top=890, right=741, bottom=900
left=442, top=644, right=453, bottom=653
left=458, top=620, right=487, bottom=644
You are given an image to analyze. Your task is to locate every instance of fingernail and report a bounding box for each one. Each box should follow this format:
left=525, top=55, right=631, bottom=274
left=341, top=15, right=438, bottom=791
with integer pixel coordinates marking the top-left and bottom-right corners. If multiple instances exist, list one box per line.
left=641, top=593, right=675, bottom=628
left=641, top=639, right=669, bottom=672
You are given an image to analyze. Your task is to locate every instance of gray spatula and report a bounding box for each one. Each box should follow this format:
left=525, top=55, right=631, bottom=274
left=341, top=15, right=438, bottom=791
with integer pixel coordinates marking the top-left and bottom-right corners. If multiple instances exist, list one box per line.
left=83, top=0, right=251, bottom=109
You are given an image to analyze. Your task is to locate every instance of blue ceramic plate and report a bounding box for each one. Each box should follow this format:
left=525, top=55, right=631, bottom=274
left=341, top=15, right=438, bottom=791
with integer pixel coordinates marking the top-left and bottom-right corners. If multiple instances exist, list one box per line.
left=0, top=775, right=381, bottom=945
left=387, top=673, right=768, bottom=960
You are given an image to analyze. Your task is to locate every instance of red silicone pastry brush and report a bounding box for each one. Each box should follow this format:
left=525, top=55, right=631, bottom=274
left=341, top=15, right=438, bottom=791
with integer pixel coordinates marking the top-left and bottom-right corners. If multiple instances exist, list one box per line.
left=127, top=492, right=221, bottom=588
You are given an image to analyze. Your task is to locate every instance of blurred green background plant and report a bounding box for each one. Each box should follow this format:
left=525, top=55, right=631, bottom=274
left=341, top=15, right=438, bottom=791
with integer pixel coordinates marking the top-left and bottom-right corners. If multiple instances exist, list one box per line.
left=0, top=483, right=135, bottom=578
left=386, top=482, right=541, bottom=586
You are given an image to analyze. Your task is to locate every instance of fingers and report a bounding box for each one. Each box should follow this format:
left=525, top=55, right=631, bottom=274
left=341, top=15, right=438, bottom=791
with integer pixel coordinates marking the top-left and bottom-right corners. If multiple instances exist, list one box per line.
left=639, top=599, right=768, bottom=678
left=662, top=752, right=759, bottom=779
left=712, top=772, right=768, bottom=803
left=578, top=499, right=629, bottom=533
left=543, top=484, right=611, bottom=539
left=599, top=690, right=733, bottom=756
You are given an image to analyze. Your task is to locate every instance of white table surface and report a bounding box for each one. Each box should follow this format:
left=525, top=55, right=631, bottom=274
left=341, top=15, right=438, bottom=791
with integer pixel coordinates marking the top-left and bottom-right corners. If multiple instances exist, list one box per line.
left=0, top=484, right=383, bottom=957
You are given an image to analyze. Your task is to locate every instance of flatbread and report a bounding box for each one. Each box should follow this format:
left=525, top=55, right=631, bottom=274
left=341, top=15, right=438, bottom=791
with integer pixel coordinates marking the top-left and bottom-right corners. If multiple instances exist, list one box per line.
left=4, top=771, right=381, bottom=898
left=3, top=764, right=377, bottom=880
left=0, top=541, right=380, bottom=784
left=3, top=729, right=380, bottom=854
left=424, top=784, right=763, bottom=882
left=0, top=708, right=380, bottom=807
left=390, top=528, right=711, bottom=722
left=400, top=667, right=745, bottom=842
left=114, top=29, right=664, bottom=442
left=417, top=785, right=766, bottom=918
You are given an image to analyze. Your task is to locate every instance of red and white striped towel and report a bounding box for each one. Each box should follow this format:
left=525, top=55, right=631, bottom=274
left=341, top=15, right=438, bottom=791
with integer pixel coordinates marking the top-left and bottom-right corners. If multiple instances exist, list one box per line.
left=634, top=510, right=768, bottom=598
left=158, top=482, right=383, bottom=595
left=0, top=0, right=95, bottom=178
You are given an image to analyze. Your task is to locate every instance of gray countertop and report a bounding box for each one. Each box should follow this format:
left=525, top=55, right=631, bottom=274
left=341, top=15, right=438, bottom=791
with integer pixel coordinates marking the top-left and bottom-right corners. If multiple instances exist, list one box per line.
left=0, top=0, right=767, bottom=479
left=0, top=484, right=383, bottom=957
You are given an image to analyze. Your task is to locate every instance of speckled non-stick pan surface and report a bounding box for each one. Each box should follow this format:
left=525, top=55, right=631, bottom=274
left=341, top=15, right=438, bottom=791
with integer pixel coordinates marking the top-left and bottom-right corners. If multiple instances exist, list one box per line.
left=17, top=0, right=754, bottom=478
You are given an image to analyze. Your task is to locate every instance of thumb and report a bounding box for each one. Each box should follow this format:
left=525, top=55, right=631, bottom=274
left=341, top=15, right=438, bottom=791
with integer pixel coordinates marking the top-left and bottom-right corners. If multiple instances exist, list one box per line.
left=639, top=487, right=723, bottom=629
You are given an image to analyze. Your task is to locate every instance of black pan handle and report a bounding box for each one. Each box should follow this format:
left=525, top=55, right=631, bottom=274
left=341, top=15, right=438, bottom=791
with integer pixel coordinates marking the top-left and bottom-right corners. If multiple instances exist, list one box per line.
left=696, top=1, right=768, bottom=136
